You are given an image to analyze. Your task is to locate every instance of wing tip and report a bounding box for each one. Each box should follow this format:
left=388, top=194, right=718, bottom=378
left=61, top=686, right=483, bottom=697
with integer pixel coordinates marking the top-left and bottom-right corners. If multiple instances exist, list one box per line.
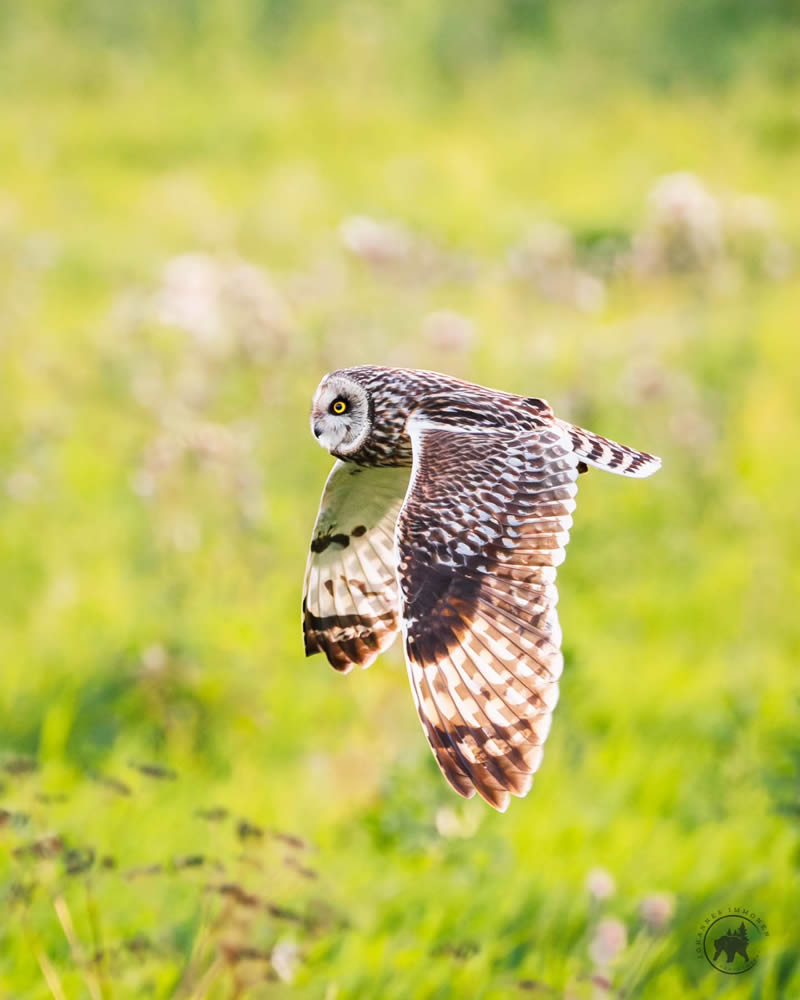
left=491, top=791, right=511, bottom=813
left=471, top=782, right=511, bottom=812
left=624, top=453, right=662, bottom=478
left=641, top=454, right=662, bottom=477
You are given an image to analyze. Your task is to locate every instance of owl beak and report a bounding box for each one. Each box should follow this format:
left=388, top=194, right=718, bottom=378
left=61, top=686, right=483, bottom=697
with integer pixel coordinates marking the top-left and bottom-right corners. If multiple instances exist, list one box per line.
left=313, top=421, right=323, bottom=439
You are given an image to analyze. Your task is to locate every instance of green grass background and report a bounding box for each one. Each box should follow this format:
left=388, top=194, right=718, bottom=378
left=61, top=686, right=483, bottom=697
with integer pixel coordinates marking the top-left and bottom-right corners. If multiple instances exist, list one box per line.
left=1, top=2, right=799, bottom=996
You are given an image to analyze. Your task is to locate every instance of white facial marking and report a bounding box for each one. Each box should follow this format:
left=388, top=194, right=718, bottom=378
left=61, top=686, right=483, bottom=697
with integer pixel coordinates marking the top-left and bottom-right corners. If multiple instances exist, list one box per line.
left=309, top=373, right=371, bottom=456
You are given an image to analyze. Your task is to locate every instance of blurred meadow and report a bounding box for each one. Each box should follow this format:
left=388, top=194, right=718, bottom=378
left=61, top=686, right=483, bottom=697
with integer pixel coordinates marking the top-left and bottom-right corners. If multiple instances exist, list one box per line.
left=1, top=2, right=800, bottom=997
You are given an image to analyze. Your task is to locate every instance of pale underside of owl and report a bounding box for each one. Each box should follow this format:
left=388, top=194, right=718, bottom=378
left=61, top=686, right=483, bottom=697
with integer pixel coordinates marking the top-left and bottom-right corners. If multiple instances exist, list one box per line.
left=303, top=366, right=660, bottom=811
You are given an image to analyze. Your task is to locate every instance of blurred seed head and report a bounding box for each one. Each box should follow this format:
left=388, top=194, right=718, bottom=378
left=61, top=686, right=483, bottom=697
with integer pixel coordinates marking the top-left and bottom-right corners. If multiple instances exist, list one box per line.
left=508, top=222, right=606, bottom=313
left=585, top=867, right=616, bottom=902
left=517, top=978, right=554, bottom=993
left=635, top=172, right=723, bottom=274
left=283, top=855, right=318, bottom=880
left=157, top=253, right=226, bottom=350
left=8, top=881, right=37, bottom=906
left=2, top=756, right=38, bottom=776
left=271, top=830, right=313, bottom=852
left=0, top=809, right=31, bottom=828
left=154, top=253, right=290, bottom=361
left=589, top=917, right=627, bottom=966
left=140, top=644, right=169, bottom=675
left=128, top=761, right=178, bottom=780
left=89, top=771, right=132, bottom=796
left=722, top=192, right=795, bottom=280
left=64, top=846, right=95, bottom=876
left=134, top=410, right=263, bottom=526
left=339, top=215, right=412, bottom=267
left=339, top=214, right=476, bottom=284
left=125, top=864, right=164, bottom=879
left=237, top=819, right=264, bottom=841
left=640, top=892, right=675, bottom=931
left=271, top=939, right=301, bottom=982
left=14, top=833, right=63, bottom=859
left=196, top=806, right=229, bottom=822
left=509, top=221, right=575, bottom=277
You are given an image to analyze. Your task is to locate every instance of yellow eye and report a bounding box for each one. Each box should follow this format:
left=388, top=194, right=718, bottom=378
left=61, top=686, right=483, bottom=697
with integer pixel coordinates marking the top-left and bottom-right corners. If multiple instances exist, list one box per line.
left=331, top=399, right=348, bottom=415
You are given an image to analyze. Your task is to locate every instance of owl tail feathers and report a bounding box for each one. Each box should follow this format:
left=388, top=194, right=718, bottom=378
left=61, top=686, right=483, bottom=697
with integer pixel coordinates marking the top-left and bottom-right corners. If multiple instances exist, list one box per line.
left=566, top=423, right=661, bottom=479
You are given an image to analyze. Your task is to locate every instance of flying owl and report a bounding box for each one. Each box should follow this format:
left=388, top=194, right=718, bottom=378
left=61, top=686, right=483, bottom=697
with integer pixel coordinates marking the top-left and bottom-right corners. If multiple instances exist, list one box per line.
left=303, top=366, right=660, bottom=811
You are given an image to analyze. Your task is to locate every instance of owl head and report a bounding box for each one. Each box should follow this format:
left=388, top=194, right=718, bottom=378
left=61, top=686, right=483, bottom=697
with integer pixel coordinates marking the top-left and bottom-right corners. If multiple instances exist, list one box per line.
left=310, top=372, right=372, bottom=456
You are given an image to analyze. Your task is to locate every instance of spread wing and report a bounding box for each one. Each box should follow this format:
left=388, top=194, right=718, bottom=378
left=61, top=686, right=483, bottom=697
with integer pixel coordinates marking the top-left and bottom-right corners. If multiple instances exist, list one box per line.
left=396, top=418, right=580, bottom=811
left=303, top=460, right=410, bottom=673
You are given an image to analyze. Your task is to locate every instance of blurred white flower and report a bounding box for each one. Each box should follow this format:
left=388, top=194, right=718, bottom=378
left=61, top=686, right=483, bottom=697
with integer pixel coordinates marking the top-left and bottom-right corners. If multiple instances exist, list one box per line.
left=339, top=214, right=477, bottom=285
left=154, top=253, right=290, bottom=360
left=640, top=892, right=675, bottom=931
left=339, top=215, right=412, bottom=266
left=723, top=193, right=794, bottom=279
left=508, top=222, right=606, bottom=312
left=141, top=644, right=168, bottom=674
left=133, top=410, right=263, bottom=526
left=509, top=221, right=574, bottom=279
left=156, top=253, right=226, bottom=351
left=586, top=867, right=616, bottom=902
left=223, top=258, right=292, bottom=361
left=589, top=917, right=627, bottom=966
left=634, top=172, right=722, bottom=273
left=421, top=310, right=475, bottom=352
left=271, top=938, right=300, bottom=982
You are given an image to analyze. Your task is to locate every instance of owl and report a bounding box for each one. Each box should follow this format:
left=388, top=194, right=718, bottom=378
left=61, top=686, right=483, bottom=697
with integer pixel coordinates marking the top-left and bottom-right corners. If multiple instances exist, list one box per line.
left=303, top=366, right=660, bottom=811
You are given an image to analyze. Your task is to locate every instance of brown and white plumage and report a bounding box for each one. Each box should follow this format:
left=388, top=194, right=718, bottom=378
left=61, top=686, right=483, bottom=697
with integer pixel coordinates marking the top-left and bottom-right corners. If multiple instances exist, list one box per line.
left=303, top=461, right=408, bottom=671
left=303, top=366, right=660, bottom=810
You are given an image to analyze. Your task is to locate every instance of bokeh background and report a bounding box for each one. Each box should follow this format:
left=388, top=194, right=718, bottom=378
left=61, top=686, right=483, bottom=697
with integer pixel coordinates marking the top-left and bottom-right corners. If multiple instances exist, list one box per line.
left=1, top=2, right=799, bottom=997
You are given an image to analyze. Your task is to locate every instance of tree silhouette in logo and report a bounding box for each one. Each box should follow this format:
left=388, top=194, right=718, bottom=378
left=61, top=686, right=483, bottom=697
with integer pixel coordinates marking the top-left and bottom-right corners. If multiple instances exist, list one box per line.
left=713, top=921, right=750, bottom=964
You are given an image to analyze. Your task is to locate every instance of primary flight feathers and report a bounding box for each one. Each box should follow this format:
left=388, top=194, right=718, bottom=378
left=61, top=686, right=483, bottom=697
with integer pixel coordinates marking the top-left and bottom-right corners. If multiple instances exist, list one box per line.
left=303, top=366, right=660, bottom=811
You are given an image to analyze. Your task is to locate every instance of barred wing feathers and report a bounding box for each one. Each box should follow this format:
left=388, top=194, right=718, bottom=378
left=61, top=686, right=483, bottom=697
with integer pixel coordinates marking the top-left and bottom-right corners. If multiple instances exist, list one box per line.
left=303, top=461, right=410, bottom=672
left=396, top=418, right=579, bottom=811
left=564, top=421, right=661, bottom=479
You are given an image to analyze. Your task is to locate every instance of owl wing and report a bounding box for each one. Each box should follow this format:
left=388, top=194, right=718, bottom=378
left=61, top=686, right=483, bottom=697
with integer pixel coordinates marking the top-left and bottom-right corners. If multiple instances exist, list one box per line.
left=396, top=416, right=580, bottom=811
left=303, top=460, right=410, bottom=673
